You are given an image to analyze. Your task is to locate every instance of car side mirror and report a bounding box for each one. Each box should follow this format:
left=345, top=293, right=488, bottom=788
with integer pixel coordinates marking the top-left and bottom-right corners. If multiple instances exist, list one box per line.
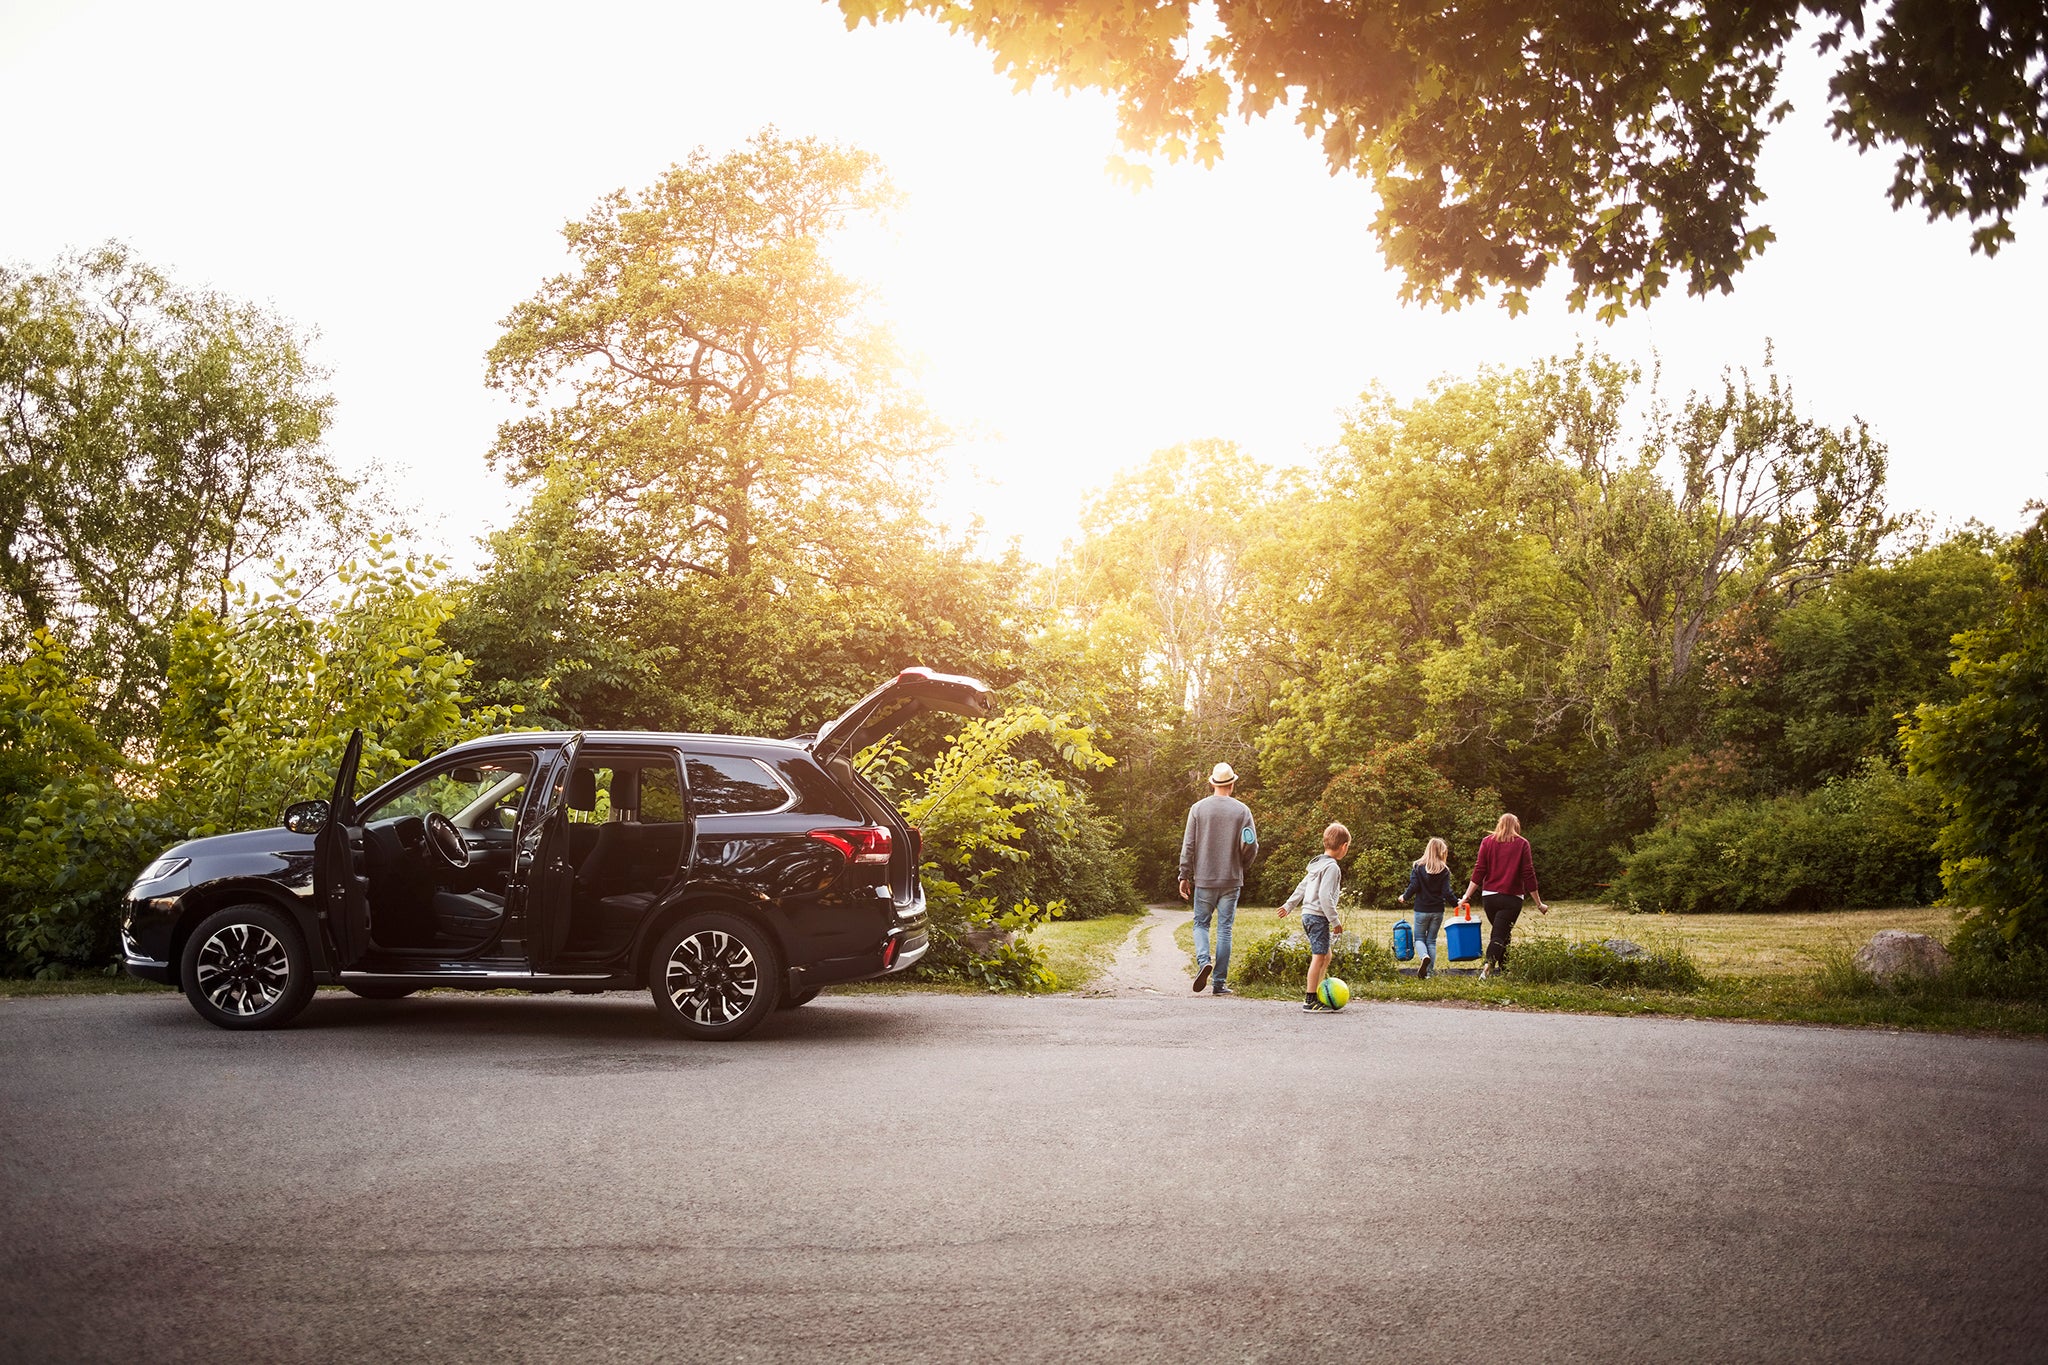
left=283, top=799, right=330, bottom=835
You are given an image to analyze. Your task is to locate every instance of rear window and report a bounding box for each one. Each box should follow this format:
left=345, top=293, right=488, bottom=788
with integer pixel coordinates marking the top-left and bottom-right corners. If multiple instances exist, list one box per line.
left=686, top=754, right=788, bottom=816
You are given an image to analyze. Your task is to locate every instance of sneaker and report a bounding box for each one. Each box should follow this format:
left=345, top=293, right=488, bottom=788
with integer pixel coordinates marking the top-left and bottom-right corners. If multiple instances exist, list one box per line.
left=1302, top=999, right=1328, bottom=1012
left=1418, top=956, right=1433, bottom=980
left=1192, top=964, right=1212, bottom=993
left=1212, top=982, right=1234, bottom=996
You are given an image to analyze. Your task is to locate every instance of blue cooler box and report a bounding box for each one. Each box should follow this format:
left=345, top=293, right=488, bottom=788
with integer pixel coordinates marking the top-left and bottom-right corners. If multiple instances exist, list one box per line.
left=1445, top=916, right=1482, bottom=962
left=1392, top=920, right=1414, bottom=961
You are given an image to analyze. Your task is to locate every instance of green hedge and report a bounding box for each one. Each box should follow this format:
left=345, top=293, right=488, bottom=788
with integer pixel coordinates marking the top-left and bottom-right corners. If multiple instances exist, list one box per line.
left=1230, top=928, right=1399, bottom=986
left=1610, top=763, right=1942, bottom=914
left=1506, top=935, right=1704, bottom=991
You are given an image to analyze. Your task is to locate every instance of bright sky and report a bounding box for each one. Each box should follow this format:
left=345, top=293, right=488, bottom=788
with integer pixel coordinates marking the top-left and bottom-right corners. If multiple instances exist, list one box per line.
left=4, top=0, right=2044, bottom=566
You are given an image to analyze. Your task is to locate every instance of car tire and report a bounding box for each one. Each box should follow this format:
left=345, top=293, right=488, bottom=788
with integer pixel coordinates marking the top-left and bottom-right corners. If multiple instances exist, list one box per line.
left=180, top=904, right=315, bottom=1030
left=649, top=911, right=782, bottom=1040
left=777, top=986, right=821, bottom=1010
left=344, top=982, right=418, bottom=1000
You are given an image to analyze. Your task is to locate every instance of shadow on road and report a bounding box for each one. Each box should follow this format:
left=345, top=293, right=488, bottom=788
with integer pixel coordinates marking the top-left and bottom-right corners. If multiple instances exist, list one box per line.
left=133, top=990, right=929, bottom=1048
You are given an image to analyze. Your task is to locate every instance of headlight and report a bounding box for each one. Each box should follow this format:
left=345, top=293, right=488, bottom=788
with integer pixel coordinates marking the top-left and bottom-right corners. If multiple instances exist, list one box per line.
left=133, top=856, right=190, bottom=886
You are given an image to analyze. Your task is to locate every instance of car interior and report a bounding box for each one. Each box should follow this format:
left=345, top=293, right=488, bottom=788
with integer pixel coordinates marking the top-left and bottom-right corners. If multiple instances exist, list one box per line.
left=559, top=755, right=690, bottom=958
left=358, top=755, right=536, bottom=955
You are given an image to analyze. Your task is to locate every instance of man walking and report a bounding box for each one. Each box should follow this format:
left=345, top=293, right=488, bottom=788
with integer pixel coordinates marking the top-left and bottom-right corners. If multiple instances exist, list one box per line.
left=1179, top=761, right=1258, bottom=996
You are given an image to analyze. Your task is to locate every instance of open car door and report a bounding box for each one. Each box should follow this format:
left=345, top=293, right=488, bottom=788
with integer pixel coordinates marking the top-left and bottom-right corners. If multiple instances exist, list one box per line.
left=521, top=733, right=582, bottom=969
left=808, top=668, right=993, bottom=768
left=313, top=728, right=370, bottom=969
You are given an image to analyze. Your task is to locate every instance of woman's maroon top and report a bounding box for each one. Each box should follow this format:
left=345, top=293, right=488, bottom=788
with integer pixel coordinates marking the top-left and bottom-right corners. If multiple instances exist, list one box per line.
left=1470, top=834, right=1539, bottom=897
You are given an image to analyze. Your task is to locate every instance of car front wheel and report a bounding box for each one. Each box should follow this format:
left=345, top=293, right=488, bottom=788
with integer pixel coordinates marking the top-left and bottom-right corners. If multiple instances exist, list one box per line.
left=180, top=904, right=314, bottom=1030
left=649, top=912, right=781, bottom=1040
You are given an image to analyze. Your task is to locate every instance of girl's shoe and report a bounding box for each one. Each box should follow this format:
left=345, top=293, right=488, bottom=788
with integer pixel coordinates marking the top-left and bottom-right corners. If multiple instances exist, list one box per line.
left=1417, top=957, right=1433, bottom=980
left=1478, top=962, right=1491, bottom=980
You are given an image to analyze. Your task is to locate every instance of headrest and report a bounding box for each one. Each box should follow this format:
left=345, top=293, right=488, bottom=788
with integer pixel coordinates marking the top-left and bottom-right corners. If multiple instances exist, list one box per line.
left=568, top=767, right=598, bottom=812
left=610, top=765, right=640, bottom=813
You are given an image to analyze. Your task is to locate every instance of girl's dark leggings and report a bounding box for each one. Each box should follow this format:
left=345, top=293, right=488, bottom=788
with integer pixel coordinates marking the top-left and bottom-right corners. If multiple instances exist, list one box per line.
left=1481, top=893, right=1523, bottom=966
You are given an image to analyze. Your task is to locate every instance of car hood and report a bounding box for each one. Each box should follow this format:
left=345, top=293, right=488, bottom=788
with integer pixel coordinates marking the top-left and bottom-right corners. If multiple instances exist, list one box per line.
left=168, top=825, right=314, bottom=861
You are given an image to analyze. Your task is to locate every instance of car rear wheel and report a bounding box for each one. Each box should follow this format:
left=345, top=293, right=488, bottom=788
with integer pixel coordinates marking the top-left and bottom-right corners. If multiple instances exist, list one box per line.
left=344, top=982, right=418, bottom=1000
left=649, top=912, right=781, bottom=1040
left=180, top=904, right=314, bottom=1030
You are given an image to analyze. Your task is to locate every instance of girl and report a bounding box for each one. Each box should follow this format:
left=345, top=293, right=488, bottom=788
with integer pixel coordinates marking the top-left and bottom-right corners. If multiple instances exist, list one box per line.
left=1397, top=837, right=1456, bottom=979
left=1458, top=814, right=1548, bottom=978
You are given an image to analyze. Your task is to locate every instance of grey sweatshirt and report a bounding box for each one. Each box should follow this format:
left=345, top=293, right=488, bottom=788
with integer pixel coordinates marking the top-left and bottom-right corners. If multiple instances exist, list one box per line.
left=1282, top=854, right=1343, bottom=921
left=1179, top=793, right=1258, bottom=889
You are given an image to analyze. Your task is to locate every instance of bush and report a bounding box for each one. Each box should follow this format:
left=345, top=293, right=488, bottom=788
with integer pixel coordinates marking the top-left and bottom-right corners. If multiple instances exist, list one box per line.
left=1506, top=935, right=1705, bottom=991
left=1230, top=927, right=1399, bottom=987
left=1255, top=739, right=1500, bottom=905
left=1610, top=762, right=1943, bottom=913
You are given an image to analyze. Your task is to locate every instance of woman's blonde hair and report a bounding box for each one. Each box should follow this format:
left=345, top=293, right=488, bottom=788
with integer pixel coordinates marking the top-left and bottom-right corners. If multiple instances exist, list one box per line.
left=1492, top=813, right=1523, bottom=842
left=1414, top=837, right=1448, bottom=874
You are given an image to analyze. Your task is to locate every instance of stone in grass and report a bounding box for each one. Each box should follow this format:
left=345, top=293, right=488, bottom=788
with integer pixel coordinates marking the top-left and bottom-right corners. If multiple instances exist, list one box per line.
left=1853, top=930, right=1951, bottom=984
left=1602, top=939, right=1648, bottom=960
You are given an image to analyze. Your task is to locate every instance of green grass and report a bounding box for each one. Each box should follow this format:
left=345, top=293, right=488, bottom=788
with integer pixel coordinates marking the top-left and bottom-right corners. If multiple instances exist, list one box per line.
left=0, top=973, right=172, bottom=998
left=1026, top=912, right=1145, bottom=990
left=1175, top=902, right=2048, bottom=1035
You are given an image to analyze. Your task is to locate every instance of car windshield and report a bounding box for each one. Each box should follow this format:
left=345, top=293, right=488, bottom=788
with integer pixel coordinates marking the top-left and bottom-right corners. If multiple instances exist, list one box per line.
left=363, top=755, right=536, bottom=829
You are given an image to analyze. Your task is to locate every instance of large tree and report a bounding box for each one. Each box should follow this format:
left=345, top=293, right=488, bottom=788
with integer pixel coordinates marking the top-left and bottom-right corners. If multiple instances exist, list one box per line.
left=840, top=0, right=2048, bottom=316
left=0, top=244, right=348, bottom=740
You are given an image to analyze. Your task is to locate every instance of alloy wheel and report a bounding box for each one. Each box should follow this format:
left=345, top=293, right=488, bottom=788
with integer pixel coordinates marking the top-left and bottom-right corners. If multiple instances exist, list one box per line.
left=665, top=929, right=758, bottom=1025
left=193, top=922, right=292, bottom=1017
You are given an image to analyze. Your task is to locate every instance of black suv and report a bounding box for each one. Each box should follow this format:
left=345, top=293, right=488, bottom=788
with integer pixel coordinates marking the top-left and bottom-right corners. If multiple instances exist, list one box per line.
left=122, top=669, right=989, bottom=1039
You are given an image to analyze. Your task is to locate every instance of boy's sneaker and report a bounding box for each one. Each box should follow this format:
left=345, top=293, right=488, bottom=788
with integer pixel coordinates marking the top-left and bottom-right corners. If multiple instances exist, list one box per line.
left=1212, top=983, right=1234, bottom=996
left=1192, top=964, right=1213, bottom=993
left=1302, top=998, right=1329, bottom=1012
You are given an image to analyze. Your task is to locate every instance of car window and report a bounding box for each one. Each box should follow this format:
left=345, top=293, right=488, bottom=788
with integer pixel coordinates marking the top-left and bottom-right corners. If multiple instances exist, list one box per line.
left=640, top=760, right=685, bottom=822
left=362, top=755, right=535, bottom=830
left=567, top=756, right=687, bottom=824
left=686, top=754, right=788, bottom=816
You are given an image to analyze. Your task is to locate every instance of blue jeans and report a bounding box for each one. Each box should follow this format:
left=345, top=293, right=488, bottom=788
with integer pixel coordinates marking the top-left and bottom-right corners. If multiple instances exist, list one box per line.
left=1413, top=909, right=1444, bottom=958
left=1192, top=886, right=1241, bottom=986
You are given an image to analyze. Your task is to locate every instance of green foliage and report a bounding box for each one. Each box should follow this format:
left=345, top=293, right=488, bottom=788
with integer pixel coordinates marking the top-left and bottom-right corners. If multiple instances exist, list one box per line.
left=1906, top=505, right=2048, bottom=951
left=1612, top=763, right=1944, bottom=914
left=1256, top=739, right=1500, bottom=906
left=159, top=540, right=524, bottom=834
left=846, top=0, right=2048, bottom=312
left=1230, top=928, right=1398, bottom=987
left=868, top=706, right=1122, bottom=990
left=0, top=243, right=354, bottom=743
left=1505, top=936, right=1704, bottom=991
left=0, top=632, right=174, bottom=974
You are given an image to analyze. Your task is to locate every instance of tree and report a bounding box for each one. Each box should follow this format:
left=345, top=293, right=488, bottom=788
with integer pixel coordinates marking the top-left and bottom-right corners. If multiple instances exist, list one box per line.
left=840, top=0, right=2048, bottom=316
left=1906, top=505, right=2048, bottom=951
left=0, top=245, right=351, bottom=741
left=485, top=130, right=941, bottom=588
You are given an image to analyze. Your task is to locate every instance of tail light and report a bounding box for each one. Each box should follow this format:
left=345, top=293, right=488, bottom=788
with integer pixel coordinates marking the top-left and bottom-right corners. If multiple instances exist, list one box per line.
left=809, top=826, right=892, bottom=864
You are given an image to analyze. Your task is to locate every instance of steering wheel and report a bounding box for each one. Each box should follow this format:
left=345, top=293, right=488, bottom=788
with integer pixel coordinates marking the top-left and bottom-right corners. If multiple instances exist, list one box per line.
left=423, top=812, right=471, bottom=870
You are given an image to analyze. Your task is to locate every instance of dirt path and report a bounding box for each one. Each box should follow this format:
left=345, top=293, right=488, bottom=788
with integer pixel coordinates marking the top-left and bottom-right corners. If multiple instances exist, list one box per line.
left=1083, top=902, right=1193, bottom=996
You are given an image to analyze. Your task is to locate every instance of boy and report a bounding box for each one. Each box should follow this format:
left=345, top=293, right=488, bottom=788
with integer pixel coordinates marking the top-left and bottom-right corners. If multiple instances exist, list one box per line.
left=1278, top=823, right=1350, bottom=1012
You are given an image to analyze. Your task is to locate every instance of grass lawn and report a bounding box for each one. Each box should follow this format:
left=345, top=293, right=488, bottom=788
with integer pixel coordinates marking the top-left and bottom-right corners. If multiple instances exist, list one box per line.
left=0, top=973, right=172, bottom=999
left=1028, top=912, right=1145, bottom=990
left=1178, top=902, right=2048, bottom=1036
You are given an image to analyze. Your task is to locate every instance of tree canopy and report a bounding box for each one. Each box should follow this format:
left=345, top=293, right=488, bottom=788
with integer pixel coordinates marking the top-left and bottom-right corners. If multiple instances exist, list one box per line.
left=840, top=0, right=2048, bottom=317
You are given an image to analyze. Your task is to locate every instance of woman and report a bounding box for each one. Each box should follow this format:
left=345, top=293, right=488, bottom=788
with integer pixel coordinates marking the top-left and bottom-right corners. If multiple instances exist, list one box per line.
left=1458, top=814, right=1548, bottom=978
left=1397, top=837, right=1457, bottom=980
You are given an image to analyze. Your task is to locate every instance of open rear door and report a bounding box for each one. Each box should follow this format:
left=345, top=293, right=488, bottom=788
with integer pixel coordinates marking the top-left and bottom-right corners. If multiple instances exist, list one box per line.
left=313, top=728, right=369, bottom=969
left=808, top=668, right=993, bottom=768
left=522, top=733, right=582, bottom=969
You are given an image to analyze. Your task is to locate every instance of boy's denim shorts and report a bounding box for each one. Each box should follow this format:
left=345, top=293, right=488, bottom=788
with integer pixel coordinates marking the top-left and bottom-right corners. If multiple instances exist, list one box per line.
left=1301, top=914, right=1333, bottom=955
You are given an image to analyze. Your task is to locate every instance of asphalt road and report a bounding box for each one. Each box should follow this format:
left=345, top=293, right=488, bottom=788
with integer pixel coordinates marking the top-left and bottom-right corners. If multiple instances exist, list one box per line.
left=3, top=987, right=2044, bottom=1364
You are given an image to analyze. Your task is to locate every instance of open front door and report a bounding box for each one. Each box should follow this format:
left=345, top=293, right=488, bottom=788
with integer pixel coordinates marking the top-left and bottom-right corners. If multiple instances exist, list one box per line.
left=522, top=733, right=582, bottom=969
left=313, top=728, right=370, bottom=969
left=808, top=668, right=993, bottom=768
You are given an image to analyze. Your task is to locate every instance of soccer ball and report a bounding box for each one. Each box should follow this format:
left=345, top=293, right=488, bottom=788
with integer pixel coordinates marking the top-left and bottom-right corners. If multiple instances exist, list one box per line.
left=1317, top=977, right=1350, bottom=1010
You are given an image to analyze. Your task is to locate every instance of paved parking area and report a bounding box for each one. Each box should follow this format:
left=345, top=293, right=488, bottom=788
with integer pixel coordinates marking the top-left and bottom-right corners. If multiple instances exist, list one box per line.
left=3, top=988, right=2044, bottom=1362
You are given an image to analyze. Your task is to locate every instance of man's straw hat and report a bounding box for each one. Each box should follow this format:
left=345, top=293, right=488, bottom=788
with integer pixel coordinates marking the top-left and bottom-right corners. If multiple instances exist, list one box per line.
left=1209, top=762, right=1238, bottom=786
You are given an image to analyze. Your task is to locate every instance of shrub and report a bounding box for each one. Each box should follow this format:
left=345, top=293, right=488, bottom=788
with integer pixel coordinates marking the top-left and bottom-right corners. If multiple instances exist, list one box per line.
left=1231, top=927, right=1399, bottom=987
left=1255, top=739, right=1500, bottom=905
left=1610, top=762, right=1943, bottom=913
left=1506, top=935, right=1705, bottom=991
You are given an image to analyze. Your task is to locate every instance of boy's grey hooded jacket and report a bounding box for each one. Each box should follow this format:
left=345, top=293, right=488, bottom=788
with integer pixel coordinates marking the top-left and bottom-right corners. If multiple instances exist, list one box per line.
left=1283, top=854, right=1343, bottom=921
